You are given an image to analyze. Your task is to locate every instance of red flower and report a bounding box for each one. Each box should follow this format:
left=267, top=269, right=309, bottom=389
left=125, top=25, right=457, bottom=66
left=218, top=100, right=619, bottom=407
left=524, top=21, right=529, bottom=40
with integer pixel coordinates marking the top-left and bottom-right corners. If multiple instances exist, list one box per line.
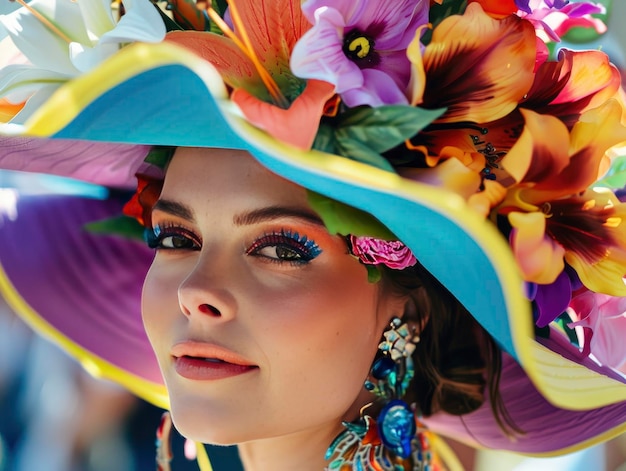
left=123, top=174, right=163, bottom=227
left=468, top=0, right=518, bottom=18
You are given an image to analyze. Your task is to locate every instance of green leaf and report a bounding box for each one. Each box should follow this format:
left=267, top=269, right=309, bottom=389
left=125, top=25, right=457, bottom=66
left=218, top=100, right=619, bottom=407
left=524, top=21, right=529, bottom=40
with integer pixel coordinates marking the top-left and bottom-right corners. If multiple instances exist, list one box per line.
left=145, top=146, right=175, bottom=169
left=332, top=105, right=445, bottom=171
left=209, top=18, right=224, bottom=35
left=366, top=265, right=382, bottom=283
left=314, top=121, right=392, bottom=171
left=337, top=106, right=445, bottom=153
left=595, top=155, right=626, bottom=189
left=212, top=0, right=228, bottom=17
left=555, top=314, right=580, bottom=346
left=307, top=191, right=396, bottom=240
left=162, top=0, right=211, bottom=31
left=335, top=137, right=395, bottom=171
left=312, top=123, right=337, bottom=155
left=84, top=215, right=146, bottom=241
left=423, top=0, right=468, bottom=44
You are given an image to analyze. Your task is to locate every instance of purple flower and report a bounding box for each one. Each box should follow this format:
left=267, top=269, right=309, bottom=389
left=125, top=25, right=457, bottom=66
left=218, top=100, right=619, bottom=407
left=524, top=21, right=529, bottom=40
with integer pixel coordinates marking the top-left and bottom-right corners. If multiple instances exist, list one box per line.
left=526, top=265, right=581, bottom=328
left=568, top=291, right=626, bottom=370
left=349, top=235, right=417, bottom=270
left=290, top=0, right=429, bottom=107
left=531, top=270, right=573, bottom=327
left=517, top=0, right=606, bottom=42
left=515, top=0, right=571, bottom=14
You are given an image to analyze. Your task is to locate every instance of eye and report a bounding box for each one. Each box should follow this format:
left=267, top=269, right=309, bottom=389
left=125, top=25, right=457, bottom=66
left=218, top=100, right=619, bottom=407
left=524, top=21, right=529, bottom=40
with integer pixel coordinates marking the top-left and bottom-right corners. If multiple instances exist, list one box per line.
left=145, top=224, right=201, bottom=251
left=246, top=230, right=322, bottom=265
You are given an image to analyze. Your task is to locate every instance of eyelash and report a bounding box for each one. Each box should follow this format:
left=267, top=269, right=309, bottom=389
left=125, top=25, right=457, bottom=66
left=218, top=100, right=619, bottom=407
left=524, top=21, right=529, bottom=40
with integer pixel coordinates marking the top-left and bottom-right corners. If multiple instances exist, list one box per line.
left=145, top=223, right=201, bottom=251
left=246, top=229, right=322, bottom=265
left=146, top=225, right=322, bottom=265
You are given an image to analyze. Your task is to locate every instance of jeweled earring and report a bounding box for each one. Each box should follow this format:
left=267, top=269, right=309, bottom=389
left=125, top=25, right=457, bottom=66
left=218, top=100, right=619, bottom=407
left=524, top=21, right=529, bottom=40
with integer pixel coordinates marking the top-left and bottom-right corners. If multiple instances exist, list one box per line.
left=325, top=317, right=431, bottom=471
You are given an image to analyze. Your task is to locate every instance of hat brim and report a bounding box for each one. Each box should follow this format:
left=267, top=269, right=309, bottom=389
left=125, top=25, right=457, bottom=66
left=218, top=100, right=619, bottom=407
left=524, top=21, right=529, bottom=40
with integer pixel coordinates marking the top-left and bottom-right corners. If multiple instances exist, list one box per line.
left=424, top=351, right=626, bottom=456
left=0, top=193, right=168, bottom=408
left=1, top=42, right=625, bottom=452
left=2, top=191, right=625, bottom=456
left=0, top=137, right=150, bottom=189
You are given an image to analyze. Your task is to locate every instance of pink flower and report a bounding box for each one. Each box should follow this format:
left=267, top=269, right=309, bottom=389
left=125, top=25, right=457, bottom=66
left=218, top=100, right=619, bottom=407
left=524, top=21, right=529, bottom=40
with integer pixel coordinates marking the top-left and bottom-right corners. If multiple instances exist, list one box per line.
left=290, top=0, right=429, bottom=107
left=568, top=291, right=626, bottom=371
left=349, top=235, right=417, bottom=270
left=516, top=0, right=606, bottom=43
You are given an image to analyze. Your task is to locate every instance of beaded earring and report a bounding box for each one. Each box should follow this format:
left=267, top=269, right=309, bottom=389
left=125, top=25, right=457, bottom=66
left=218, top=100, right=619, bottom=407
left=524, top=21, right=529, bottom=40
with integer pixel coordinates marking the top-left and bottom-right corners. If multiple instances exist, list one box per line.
left=325, top=317, right=432, bottom=470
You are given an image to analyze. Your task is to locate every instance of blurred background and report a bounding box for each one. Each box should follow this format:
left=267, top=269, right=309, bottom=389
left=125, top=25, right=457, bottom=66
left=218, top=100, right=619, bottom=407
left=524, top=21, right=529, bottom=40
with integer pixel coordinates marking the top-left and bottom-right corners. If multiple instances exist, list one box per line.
left=0, top=1, right=625, bottom=470
left=0, top=174, right=243, bottom=471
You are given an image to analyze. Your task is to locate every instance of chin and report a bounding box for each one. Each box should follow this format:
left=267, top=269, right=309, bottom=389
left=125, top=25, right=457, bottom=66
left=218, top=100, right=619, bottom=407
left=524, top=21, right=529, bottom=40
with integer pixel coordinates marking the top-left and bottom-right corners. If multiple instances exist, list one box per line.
left=169, top=397, right=256, bottom=445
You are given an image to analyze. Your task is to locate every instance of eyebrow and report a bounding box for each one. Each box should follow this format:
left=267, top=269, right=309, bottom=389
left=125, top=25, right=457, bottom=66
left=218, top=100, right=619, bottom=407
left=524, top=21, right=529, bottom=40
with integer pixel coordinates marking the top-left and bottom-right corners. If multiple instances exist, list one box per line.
left=234, top=206, right=324, bottom=227
left=152, top=200, right=324, bottom=227
left=152, top=199, right=194, bottom=220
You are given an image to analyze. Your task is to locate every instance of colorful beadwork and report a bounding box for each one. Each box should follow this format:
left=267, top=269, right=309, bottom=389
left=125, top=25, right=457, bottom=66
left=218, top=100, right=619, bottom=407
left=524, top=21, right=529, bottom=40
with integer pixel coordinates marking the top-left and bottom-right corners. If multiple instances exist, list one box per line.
left=326, top=318, right=429, bottom=470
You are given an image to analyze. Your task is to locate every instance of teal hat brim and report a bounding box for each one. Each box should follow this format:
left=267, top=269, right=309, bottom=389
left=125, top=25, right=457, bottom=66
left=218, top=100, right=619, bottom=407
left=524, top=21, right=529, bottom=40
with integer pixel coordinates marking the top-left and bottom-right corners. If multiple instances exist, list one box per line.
left=2, top=42, right=626, bottom=418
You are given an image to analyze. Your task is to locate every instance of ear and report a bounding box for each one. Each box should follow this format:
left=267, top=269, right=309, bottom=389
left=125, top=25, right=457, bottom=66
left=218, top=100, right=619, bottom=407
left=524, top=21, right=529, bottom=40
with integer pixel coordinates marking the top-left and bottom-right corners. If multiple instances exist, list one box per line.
left=376, top=291, right=410, bottom=332
left=376, top=292, right=427, bottom=335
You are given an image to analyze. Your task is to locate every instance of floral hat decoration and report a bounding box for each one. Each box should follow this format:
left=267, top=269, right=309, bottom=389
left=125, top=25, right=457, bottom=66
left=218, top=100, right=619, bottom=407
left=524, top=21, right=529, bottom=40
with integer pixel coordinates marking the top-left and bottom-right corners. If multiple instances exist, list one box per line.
left=1, top=0, right=626, bottom=462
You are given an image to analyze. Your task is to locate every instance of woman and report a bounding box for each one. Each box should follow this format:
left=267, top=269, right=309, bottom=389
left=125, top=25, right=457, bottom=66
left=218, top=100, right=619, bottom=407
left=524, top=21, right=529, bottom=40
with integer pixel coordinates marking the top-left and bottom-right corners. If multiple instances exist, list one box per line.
left=146, top=147, right=422, bottom=469
left=0, top=0, right=626, bottom=469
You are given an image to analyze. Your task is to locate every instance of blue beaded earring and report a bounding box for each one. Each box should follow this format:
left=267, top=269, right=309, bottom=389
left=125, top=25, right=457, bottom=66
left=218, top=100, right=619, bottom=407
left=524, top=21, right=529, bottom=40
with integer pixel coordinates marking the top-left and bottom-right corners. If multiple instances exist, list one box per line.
left=325, top=317, right=432, bottom=470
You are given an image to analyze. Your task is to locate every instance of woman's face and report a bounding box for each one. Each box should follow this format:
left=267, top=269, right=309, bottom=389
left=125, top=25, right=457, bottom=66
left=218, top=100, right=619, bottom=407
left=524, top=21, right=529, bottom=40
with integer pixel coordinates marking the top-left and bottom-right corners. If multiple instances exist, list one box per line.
left=142, top=147, right=401, bottom=444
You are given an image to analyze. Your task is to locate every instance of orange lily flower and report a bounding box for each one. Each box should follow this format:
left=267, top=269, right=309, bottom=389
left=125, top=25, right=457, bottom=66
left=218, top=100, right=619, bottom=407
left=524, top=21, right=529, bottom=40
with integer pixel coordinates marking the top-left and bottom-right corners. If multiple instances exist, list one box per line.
left=509, top=189, right=626, bottom=295
left=230, top=79, right=335, bottom=149
left=407, top=3, right=536, bottom=164
left=503, top=102, right=626, bottom=205
left=523, top=49, right=622, bottom=129
left=406, top=5, right=623, bottom=200
left=166, top=0, right=334, bottom=149
left=499, top=102, right=626, bottom=292
left=413, top=3, right=536, bottom=124
left=475, top=49, right=623, bottom=162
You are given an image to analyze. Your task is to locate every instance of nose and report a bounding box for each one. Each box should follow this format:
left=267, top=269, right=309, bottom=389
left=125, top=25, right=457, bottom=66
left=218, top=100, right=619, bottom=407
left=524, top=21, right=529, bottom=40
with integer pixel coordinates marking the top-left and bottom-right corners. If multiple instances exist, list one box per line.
left=177, top=253, right=237, bottom=320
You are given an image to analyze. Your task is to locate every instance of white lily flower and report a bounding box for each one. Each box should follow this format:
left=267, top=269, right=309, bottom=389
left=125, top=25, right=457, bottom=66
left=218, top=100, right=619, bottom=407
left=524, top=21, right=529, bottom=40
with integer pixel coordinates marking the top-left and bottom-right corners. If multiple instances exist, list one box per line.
left=0, top=0, right=166, bottom=123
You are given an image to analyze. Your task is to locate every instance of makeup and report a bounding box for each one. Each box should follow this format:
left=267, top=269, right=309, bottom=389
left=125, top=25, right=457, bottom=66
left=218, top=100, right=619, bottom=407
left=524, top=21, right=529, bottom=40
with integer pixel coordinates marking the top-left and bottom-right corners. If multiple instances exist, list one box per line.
left=146, top=223, right=201, bottom=250
left=246, top=229, right=322, bottom=264
left=174, top=357, right=257, bottom=381
left=171, top=342, right=258, bottom=381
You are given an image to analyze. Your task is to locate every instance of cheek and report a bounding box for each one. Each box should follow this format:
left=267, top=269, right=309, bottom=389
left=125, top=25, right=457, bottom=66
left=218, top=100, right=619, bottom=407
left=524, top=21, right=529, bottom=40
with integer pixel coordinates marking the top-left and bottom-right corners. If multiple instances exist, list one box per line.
left=247, top=267, right=382, bottom=417
left=141, top=259, right=183, bottom=353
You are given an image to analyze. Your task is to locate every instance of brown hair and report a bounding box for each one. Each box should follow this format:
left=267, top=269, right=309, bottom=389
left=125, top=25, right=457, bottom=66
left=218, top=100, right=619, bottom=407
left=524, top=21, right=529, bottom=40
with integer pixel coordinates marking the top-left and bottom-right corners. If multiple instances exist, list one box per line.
left=380, top=261, right=521, bottom=435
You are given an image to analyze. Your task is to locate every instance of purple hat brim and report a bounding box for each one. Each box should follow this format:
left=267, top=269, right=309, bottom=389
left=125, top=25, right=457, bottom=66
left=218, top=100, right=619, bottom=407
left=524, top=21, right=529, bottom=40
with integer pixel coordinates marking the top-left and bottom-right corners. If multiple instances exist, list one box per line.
left=0, top=193, right=167, bottom=407
left=425, top=352, right=626, bottom=455
left=0, top=137, right=150, bottom=189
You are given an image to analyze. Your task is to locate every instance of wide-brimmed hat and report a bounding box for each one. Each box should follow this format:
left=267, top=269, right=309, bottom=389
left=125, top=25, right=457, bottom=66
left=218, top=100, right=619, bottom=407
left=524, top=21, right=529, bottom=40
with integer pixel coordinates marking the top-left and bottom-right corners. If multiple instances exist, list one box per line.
left=1, top=0, right=626, bottom=457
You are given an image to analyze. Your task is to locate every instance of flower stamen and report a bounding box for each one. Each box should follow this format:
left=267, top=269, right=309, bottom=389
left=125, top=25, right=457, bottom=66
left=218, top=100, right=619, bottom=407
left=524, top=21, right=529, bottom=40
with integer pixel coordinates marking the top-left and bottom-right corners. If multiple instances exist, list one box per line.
left=342, top=30, right=379, bottom=68
left=323, top=94, right=341, bottom=117
left=347, top=36, right=371, bottom=59
left=14, top=0, right=72, bottom=44
left=206, top=2, right=289, bottom=108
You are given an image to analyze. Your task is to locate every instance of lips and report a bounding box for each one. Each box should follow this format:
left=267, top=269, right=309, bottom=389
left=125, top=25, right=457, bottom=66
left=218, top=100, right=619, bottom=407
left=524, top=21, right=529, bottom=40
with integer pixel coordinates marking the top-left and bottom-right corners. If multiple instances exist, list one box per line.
left=171, top=341, right=258, bottom=381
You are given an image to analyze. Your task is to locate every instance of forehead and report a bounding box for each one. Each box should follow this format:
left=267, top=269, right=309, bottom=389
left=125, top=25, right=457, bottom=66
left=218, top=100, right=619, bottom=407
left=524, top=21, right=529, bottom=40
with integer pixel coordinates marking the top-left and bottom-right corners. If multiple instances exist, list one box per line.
left=161, top=147, right=310, bottom=210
